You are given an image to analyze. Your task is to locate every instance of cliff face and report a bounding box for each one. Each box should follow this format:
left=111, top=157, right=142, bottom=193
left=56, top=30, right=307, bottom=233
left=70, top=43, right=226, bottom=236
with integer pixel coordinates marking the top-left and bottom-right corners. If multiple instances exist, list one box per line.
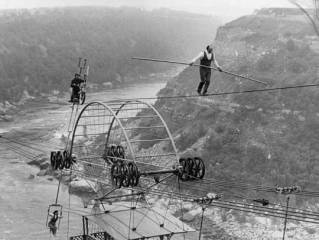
left=153, top=9, right=319, bottom=203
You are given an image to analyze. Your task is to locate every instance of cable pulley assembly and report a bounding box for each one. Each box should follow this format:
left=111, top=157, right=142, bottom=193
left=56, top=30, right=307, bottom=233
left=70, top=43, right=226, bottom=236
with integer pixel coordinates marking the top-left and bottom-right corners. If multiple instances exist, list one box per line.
left=110, top=157, right=205, bottom=188
left=103, top=145, right=125, bottom=163
left=253, top=199, right=270, bottom=206
left=275, top=186, right=302, bottom=194
left=193, top=193, right=222, bottom=204
left=50, top=150, right=76, bottom=170
left=110, top=161, right=140, bottom=188
left=178, top=157, right=205, bottom=181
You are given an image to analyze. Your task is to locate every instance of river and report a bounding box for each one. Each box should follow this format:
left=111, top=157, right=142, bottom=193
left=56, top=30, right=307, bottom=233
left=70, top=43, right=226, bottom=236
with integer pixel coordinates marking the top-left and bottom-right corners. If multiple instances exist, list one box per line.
left=0, top=81, right=166, bottom=240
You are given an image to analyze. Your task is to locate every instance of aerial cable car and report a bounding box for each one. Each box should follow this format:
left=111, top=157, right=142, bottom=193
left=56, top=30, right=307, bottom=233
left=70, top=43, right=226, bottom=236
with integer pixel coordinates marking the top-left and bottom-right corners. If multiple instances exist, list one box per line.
left=46, top=203, right=63, bottom=236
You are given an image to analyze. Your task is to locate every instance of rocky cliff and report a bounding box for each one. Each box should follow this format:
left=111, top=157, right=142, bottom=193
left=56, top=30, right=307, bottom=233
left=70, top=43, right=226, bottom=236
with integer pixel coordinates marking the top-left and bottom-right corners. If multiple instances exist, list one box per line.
left=150, top=9, right=319, bottom=206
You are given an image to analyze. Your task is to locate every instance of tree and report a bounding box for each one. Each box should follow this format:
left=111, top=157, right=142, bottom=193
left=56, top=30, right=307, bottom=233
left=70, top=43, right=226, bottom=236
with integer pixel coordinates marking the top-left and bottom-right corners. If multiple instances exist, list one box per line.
left=289, top=0, right=319, bottom=36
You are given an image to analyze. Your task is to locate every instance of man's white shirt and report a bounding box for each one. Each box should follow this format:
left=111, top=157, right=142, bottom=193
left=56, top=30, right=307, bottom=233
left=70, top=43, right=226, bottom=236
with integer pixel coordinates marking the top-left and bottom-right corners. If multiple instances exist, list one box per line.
left=191, top=49, right=220, bottom=68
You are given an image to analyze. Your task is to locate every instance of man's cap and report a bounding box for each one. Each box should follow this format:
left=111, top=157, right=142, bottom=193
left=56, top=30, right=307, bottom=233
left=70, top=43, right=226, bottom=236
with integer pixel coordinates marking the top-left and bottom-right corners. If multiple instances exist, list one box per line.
left=206, top=44, right=213, bottom=50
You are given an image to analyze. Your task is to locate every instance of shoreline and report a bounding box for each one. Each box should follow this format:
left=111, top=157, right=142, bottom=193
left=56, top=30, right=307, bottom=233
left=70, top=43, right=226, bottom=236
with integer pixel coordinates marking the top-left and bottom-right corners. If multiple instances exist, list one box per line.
left=1, top=78, right=171, bottom=199
left=0, top=66, right=182, bottom=124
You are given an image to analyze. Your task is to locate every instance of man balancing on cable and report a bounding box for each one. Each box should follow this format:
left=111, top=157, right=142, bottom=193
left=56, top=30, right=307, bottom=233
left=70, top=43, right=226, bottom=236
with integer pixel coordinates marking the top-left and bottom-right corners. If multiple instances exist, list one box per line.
left=69, top=73, right=84, bottom=103
left=190, top=44, right=223, bottom=95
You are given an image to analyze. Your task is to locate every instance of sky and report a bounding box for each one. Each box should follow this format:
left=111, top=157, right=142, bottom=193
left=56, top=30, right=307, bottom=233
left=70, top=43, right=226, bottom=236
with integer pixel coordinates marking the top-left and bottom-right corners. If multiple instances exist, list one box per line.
left=0, top=0, right=298, bottom=21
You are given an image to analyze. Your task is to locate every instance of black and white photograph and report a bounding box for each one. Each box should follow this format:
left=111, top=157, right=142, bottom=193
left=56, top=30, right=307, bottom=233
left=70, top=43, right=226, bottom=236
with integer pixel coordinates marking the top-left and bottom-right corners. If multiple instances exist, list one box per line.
left=1, top=0, right=319, bottom=239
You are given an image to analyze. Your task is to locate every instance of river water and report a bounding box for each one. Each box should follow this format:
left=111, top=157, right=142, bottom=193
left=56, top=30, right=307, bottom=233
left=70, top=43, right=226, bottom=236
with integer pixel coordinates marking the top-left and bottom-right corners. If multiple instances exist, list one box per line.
left=0, top=82, right=166, bottom=240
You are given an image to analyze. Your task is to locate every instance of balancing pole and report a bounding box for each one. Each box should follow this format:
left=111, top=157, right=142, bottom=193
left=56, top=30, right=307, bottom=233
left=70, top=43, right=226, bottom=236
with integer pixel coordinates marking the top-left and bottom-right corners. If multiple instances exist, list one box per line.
left=132, top=57, right=268, bottom=86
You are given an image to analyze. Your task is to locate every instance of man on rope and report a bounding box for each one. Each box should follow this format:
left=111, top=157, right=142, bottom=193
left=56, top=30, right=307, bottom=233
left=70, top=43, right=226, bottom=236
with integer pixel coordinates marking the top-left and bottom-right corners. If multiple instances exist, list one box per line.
left=69, top=73, right=84, bottom=103
left=48, top=210, right=60, bottom=236
left=190, top=44, right=223, bottom=95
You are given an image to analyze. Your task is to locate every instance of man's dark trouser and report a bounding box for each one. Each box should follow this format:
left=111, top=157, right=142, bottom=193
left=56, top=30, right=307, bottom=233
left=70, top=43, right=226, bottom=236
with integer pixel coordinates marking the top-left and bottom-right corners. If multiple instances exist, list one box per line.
left=72, top=86, right=80, bottom=100
left=48, top=222, right=57, bottom=236
left=197, top=67, right=211, bottom=94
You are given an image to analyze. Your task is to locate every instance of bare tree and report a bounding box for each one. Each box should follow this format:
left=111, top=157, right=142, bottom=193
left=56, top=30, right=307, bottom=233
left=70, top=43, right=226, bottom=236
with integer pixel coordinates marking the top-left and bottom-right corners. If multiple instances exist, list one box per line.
left=289, top=0, right=319, bottom=36
left=314, top=0, right=319, bottom=19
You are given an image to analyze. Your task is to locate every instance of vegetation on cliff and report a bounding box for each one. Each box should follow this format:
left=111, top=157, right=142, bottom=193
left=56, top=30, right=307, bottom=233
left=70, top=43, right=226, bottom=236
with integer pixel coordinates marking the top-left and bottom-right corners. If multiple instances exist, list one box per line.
left=138, top=9, right=319, bottom=205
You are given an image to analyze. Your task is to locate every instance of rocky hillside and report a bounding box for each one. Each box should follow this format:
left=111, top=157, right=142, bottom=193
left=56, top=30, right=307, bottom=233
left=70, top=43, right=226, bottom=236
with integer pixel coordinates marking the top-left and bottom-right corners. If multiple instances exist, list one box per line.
left=142, top=8, right=319, bottom=206
left=0, top=7, right=220, bottom=103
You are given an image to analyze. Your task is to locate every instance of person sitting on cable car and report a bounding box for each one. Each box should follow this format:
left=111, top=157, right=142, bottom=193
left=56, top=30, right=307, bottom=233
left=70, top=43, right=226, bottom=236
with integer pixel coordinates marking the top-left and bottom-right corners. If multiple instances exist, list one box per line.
left=189, top=44, right=223, bottom=96
left=69, top=73, right=84, bottom=103
left=48, top=210, right=60, bottom=236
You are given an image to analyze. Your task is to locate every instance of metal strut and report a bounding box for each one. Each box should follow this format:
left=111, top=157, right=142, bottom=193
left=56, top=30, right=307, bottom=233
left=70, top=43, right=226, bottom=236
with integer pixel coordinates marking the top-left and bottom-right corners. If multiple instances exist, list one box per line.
left=282, top=196, right=290, bottom=240
left=110, top=157, right=206, bottom=188
left=49, top=104, right=80, bottom=171
left=195, top=193, right=221, bottom=240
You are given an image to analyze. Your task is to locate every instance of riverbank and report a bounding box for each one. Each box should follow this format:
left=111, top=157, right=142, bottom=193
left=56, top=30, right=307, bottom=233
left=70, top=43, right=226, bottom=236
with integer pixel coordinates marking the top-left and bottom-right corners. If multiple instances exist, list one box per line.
left=0, top=80, right=169, bottom=240
left=0, top=66, right=183, bottom=125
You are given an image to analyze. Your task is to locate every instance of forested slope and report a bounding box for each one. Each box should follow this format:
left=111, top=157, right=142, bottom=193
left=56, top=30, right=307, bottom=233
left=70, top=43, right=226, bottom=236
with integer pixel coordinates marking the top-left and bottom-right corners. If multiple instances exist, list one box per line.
left=138, top=8, right=319, bottom=205
left=0, top=7, right=220, bottom=102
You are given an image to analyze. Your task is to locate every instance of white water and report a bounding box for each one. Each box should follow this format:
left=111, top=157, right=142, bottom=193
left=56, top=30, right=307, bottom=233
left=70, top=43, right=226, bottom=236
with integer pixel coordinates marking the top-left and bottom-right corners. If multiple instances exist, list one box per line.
left=0, top=82, right=166, bottom=240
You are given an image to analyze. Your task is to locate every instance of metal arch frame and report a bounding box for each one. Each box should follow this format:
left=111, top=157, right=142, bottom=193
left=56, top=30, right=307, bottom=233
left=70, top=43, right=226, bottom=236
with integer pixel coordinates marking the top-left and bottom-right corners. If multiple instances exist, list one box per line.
left=138, top=100, right=178, bottom=162
left=105, top=101, right=129, bottom=152
left=69, top=101, right=135, bottom=160
left=105, top=99, right=179, bottom=163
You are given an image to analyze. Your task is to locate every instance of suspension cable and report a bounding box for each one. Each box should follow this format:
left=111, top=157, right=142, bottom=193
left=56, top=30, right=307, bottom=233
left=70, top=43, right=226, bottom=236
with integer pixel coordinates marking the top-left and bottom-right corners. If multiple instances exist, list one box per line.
left=1, top=136, right=48, bottom=153
left=140, top=188, right=319, bottom=223
left=112, top=187, right=319, bottom=224
left=55, top=172, right=63, bottom=204
left=106, top=82, right=319, bottom=102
